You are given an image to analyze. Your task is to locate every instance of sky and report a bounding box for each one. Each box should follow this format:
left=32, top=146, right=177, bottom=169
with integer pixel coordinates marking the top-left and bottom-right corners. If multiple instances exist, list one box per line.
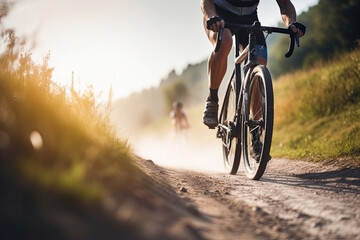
left=4, top=0, right=318, bottom=101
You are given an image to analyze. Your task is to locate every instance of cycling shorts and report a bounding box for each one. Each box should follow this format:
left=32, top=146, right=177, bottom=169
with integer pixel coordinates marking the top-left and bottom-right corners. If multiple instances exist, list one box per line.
left=215, top=4, right=267, bottom=60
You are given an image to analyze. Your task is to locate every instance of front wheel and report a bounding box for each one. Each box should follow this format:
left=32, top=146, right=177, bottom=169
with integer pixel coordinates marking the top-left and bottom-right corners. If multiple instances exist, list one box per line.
left=241, top=65, right=273, bottom=180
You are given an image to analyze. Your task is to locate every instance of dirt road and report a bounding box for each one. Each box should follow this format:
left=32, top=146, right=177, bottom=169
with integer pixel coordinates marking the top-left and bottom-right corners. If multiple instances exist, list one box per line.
left=136, top=156, right=360, bottom=240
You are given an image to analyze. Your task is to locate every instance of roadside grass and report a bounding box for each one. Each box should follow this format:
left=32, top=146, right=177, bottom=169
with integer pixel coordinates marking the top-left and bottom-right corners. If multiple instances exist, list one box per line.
left=272, top=48, right=360, bottom=164
left=0, top=66, right=138, bottom=205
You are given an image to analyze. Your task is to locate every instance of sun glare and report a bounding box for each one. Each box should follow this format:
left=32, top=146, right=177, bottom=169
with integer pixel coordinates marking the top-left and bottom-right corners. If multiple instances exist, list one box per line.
left=30, top=131, right=43, bottom=151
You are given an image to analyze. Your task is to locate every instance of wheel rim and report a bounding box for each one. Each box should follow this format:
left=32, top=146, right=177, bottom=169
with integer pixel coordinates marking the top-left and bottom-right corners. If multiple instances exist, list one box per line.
left=222, top=83, right=237, bottom=170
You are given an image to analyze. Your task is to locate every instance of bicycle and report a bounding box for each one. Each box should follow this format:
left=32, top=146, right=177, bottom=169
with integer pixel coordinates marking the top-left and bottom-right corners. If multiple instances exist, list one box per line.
left=214, top=21, right=300, bottom=180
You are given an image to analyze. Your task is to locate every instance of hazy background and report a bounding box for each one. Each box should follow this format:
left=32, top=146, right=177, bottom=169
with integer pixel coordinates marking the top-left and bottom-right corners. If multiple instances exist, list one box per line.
left=1, top=1, right=360, bottom=238
left=4, top=0, right=318, bottom=101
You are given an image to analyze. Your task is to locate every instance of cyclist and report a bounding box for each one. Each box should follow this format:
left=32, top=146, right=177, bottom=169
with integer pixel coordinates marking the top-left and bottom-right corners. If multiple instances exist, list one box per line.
left=170, top=101, right=190, bottom=133
left=201, top=0, right=305, bottom=160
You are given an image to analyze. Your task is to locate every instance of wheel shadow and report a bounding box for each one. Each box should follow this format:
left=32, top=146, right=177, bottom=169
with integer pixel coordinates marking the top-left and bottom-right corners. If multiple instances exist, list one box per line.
left=262, top=168, right=360, bottom=194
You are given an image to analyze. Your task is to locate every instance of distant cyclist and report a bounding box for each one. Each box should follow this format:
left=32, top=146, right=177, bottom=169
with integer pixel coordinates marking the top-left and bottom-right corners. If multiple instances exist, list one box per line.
left=170, top=101, right=190, bottom=133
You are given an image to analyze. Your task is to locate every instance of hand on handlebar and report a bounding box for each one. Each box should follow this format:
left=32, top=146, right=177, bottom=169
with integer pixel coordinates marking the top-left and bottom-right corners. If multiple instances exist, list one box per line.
left=287, top=22, right=306, bottom=49
left=288, top=22, right=306, bottom=38
left=206, top=16, right=225, bottom=32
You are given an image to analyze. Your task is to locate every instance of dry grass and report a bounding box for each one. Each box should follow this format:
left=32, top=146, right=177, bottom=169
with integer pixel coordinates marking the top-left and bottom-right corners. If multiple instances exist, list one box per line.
left=0, top=59, right=138, bottom=204
left=272, top=48, right=360, bottom=162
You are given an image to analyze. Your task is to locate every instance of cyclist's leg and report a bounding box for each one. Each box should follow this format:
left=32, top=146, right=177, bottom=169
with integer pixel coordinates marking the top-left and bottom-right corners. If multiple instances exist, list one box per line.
left=250, top=78, right=262, bottom=121
left=250, top=46, right=267, bottom=120
left=202, top=17, right=232, bottom=128
left=204, top=19, right=233, bottom=92
left=204, top=4, right=235, bottom=98
left=250, top=35, right=268, bottom=121
left=248, top=44, right=269, bottom=161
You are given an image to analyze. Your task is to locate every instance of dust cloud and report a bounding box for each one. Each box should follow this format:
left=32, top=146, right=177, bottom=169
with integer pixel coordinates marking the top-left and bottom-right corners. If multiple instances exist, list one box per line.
left=133, top=133, right=225, bottom=173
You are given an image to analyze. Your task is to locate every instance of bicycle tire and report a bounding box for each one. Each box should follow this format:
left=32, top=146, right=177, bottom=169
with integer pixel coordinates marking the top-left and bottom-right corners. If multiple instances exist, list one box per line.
left=241, top=65, right=273, bottom=180
left=219, top=76, right=241, bottom=174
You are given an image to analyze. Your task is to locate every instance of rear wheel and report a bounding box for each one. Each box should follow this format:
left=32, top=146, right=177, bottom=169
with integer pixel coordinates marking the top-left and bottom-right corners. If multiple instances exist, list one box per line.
left=242, top=65, right=273, bottom=180
left=219, top=77, right=241, bottom=174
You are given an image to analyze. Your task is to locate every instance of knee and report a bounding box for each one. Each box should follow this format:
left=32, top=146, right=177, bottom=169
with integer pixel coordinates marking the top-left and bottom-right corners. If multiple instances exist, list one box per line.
left=221, top=33, right=233, bottom=53
left=257, top=57, right=267, bottom=66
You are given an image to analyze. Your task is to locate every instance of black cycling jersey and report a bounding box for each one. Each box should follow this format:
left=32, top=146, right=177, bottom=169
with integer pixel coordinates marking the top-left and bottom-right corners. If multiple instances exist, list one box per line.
left=225, top=0, right=259, bottom=8
left=215, top=2, right=266, bottom=49
left=215, top=0, right=259, bottom=16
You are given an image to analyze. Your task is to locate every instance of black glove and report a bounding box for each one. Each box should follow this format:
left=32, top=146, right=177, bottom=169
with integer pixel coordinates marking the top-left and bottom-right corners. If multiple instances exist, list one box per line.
left=206, top=16, right=223, bottom=30
left=289, top=21, right=306, bottom=36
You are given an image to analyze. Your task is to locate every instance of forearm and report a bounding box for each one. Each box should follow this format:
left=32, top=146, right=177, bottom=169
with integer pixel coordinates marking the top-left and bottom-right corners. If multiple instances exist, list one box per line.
left=201, top=0, right=217, bottom=19
left=277, top=0, right=297, bottom=26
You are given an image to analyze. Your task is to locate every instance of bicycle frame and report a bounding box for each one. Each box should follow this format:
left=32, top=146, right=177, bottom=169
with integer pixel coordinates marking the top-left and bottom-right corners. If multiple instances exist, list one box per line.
left=217, top=21, right=297, bottom=139
left=213, top=21, right=302, bottom=178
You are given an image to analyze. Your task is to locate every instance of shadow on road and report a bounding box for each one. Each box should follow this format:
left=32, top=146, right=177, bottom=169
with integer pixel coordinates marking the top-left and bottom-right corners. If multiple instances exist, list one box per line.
left=263, top=168, right=360, bottom=194
left=296, top=168, right=360, bottom=184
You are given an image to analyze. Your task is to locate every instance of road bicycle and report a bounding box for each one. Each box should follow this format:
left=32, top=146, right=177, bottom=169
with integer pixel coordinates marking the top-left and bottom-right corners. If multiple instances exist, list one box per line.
left=214, top=21, right=300, bottom=180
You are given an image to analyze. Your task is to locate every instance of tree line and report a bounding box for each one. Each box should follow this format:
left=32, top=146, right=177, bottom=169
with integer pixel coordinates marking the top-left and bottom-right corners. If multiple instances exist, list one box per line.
left=268, top=0, right=360, bottom=77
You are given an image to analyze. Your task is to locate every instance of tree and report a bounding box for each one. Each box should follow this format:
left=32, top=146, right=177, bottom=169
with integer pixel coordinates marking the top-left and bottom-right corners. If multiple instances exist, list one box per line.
left=268, top=0, right=360, bottom=78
